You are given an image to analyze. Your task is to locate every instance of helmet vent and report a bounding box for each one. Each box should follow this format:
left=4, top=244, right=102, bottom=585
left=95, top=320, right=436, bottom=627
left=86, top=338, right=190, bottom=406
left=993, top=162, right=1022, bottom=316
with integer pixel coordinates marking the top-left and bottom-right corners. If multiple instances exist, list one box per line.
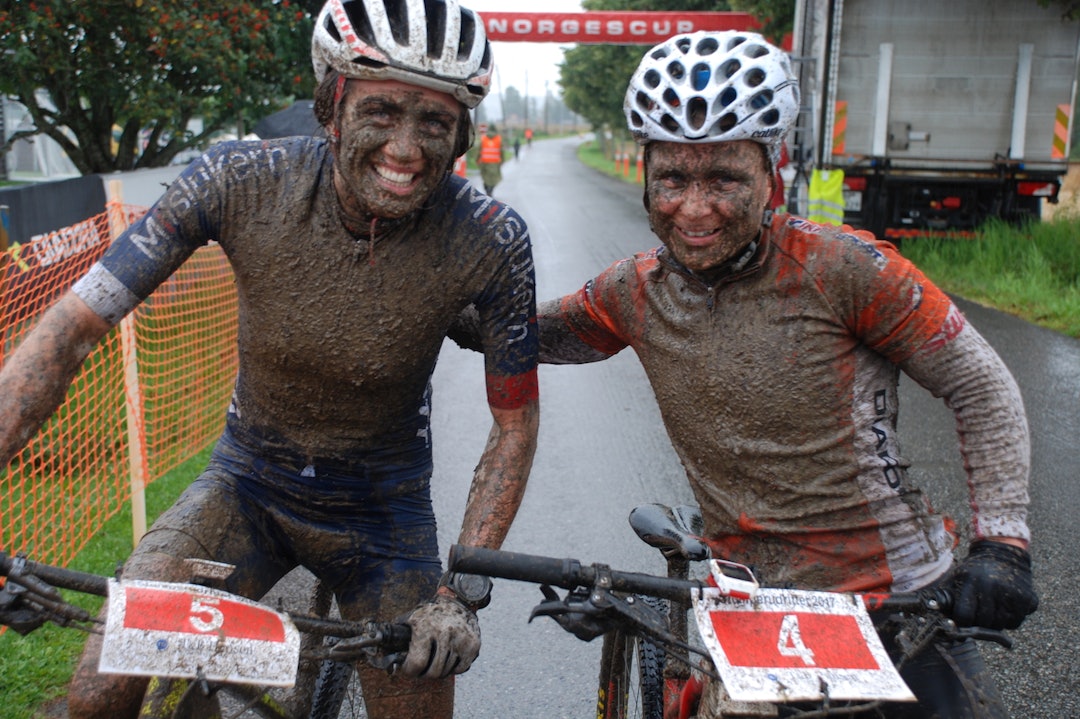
left=716, top=112, right=738, bottom=133
left=661, top=114, right=681, bottom=133
left=719, top=86, right=737, bottom=108
left=629, top=110, right=645, bottom=129
left=745, top=67, right=766, bottom=88
left=425, top=0, right=446, bottom=59
left=666, top=61, right=686, bottom=82
left=745, top=44, right=769, bottom=59
left=696, top=37, right=719, bottom=56
left=458, top=10, right=478, bottom=60
left=387, top=0, right=410, bottom=46
left=692, top=63, right=711, bottom=91
left=675, top=37, right=693, bottom=53
left=750, top=90, right=773, bottom=109
left=761, top=108, right=780, bottom=126
left=721, top=59, right=741, bottom=79
left=635, top=91, right=654, bottom=113
left=687, top=97, right=707, bottom=131
left=663, top=88, right=681, bottom=108
left=644, top=69, right=662, bottom=89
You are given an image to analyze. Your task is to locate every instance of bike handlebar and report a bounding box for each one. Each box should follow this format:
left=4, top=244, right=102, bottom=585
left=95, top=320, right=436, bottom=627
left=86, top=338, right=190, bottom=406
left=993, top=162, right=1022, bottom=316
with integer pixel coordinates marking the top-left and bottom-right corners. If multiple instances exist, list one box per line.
left=449, top=544, right=958, bottom=615
left=448, top=544, right=708, bottom=601
left=0, top=551, right=411, bottom=652
left=0, top=551, right=109, bottom=597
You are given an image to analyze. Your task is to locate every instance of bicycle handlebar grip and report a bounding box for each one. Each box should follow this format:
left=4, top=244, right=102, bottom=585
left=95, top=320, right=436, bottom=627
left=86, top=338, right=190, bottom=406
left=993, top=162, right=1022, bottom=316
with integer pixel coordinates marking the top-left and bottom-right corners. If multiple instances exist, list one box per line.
left=448, top=544, right=704, bottom=601
left=378, top=622, right=413, bottom=653
left=0, top=551, right=109, bottom=597
left=449, top=545, right=588, bottom=588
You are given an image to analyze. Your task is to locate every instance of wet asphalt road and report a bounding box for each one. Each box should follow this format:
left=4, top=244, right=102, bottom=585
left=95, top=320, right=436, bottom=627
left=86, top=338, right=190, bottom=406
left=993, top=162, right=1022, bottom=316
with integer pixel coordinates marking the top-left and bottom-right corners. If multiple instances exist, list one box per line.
left=429, top=136, right=1080, bottom=718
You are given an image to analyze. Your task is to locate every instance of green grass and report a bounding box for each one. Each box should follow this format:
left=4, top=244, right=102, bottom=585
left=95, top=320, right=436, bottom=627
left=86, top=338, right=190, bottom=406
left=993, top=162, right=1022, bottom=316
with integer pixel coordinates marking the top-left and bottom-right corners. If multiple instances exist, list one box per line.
left=578, top=139, right=642, bottom=186
left=902, top=218, right=1080, bottom=339
left=1, top=445, right=212, bottom=719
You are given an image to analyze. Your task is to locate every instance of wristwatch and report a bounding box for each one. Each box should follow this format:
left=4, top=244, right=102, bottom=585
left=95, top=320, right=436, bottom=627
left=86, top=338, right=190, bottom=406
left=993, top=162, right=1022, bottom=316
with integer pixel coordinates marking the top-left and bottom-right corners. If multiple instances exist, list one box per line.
left=440, top=571, right=493, bottom=612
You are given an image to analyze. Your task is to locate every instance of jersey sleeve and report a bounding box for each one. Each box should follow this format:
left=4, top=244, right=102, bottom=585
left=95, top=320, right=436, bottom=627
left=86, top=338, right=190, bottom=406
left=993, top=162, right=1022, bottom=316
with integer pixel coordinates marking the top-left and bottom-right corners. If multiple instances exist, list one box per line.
left=472, top=206, right=539, bottom=410
left=538, top=252, right=654, bottom=363
left=813, top=226, right=1031, bottom=543
left=72, top=145, right=232, bottom=324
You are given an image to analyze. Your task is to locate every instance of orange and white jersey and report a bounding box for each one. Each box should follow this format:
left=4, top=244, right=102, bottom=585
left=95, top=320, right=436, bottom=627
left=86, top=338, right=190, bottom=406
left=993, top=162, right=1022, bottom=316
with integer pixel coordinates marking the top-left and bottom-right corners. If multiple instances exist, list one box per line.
left=537, top=213, right=1030, bottom=593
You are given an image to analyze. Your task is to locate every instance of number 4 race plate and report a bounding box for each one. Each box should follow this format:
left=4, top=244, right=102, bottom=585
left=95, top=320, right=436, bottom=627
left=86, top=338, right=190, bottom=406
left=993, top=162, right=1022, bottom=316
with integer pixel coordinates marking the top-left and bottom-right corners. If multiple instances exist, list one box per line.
left=694, top=587, right=916, bottom=704
left=99, top=579, right=301, bottom=687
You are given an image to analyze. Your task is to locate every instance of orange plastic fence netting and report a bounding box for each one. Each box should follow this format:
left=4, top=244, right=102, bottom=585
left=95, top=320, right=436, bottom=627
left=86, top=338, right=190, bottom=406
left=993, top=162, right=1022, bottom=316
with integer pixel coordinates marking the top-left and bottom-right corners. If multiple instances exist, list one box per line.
left=0, top=201, right=238, bottom=569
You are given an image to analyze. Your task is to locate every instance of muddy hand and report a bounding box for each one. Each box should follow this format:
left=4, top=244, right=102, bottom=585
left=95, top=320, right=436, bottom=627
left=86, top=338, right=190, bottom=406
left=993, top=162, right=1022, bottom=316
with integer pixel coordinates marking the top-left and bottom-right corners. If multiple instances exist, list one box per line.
left=401, top=594, right=481, bottom=679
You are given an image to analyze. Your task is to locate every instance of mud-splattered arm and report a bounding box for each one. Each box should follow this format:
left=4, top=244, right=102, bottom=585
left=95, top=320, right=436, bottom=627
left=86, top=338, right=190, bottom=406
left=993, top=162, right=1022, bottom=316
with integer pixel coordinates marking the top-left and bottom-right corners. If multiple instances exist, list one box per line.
left=901, top=318, right=1031, bottom=546
left=0, top=292, right=113, bottom=467
left=456, top=399, right=539, bottom=549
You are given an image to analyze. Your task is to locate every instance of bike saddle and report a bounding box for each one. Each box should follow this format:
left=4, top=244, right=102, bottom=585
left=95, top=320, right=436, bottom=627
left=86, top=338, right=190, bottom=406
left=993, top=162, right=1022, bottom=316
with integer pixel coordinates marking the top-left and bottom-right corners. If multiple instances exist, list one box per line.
left=628, top=504, right=710, bottom=561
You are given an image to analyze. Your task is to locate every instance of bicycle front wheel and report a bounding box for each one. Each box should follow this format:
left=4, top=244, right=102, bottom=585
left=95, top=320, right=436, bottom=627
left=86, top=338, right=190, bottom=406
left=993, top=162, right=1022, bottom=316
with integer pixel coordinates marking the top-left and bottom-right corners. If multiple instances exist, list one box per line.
left=596, top=597, right=666, bottom=719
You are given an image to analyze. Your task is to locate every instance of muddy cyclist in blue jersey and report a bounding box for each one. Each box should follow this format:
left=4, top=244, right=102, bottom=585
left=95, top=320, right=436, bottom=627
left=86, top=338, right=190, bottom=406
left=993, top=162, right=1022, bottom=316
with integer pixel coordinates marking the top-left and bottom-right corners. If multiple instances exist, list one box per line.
left=0, top=1, right=539, bottom=717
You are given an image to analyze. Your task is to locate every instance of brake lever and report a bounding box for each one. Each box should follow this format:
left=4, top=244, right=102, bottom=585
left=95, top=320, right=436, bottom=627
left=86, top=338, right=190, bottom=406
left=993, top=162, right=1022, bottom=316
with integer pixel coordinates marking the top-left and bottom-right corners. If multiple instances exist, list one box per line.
left=953, top=626, right=1013, bottom=650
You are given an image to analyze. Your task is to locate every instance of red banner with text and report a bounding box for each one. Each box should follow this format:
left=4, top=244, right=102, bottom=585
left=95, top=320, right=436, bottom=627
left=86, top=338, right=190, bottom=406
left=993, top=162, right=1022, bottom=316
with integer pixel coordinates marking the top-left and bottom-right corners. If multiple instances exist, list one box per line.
left=479, top=11, right=763, bottom=45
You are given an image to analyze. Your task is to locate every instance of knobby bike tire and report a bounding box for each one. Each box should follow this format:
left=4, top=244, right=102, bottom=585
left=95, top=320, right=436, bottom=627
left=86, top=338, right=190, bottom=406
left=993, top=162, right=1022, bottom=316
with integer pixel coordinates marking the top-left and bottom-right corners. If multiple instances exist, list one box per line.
left=305, top=649, right=357, bottom=719
left=597, top=595, right=667, bottom=719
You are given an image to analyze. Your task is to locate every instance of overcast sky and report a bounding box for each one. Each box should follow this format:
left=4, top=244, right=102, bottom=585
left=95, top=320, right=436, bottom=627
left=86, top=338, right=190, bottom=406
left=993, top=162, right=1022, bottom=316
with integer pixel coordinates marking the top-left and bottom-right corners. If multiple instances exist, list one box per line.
left=466, top=0, right=585, bottom=98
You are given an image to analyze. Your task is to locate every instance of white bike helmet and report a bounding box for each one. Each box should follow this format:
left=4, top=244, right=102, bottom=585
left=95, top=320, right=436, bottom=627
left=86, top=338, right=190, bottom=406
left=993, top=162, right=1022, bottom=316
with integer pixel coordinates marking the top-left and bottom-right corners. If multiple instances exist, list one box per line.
left=312, top=0, right=493, bottom=108
left=624, top=31, right=799, bottom=167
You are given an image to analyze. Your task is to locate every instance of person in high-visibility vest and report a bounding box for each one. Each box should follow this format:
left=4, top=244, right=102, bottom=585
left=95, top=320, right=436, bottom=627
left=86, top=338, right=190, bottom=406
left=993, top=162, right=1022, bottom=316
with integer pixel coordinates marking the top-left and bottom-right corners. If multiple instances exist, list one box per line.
left=477, top=123, right=504, bottom=196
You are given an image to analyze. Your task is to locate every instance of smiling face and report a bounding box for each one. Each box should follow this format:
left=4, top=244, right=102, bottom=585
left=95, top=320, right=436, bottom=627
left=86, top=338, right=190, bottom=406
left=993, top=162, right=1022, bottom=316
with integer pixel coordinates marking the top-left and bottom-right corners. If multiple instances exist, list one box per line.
left=330, top=79, right=462, bottom=221
left=645, top=140, right=775, bottom=273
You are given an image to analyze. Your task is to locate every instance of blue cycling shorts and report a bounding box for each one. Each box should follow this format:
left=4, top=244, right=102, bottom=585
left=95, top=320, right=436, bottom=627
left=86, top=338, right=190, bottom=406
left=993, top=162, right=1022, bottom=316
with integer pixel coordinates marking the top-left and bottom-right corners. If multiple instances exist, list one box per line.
left=129, top=422, right=442, bottom=620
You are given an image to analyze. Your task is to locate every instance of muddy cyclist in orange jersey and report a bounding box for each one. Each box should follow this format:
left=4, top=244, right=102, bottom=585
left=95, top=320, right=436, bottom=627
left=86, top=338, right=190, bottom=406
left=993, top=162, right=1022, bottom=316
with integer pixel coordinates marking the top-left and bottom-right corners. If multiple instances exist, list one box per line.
left=461, top=30, right=1038, bottom=718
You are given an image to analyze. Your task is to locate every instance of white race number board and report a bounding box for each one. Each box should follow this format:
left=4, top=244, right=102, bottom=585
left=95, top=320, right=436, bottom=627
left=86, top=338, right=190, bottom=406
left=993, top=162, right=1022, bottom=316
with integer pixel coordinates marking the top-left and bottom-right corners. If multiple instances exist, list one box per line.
left=693, top=587, right=915, bottom=704
left=99, top=579, right=301, bottom=687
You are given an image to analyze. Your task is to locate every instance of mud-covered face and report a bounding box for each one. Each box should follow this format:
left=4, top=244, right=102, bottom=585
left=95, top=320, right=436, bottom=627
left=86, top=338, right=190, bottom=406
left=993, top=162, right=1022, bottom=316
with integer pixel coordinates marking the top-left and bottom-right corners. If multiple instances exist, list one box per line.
left=645, top=140, right=774, bottom=273
left=331, top=79, right=461, bottom=221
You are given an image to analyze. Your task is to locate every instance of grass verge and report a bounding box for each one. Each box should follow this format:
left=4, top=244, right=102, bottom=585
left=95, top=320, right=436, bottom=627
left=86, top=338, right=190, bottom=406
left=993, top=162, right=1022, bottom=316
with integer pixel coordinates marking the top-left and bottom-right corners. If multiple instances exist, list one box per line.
left=2, top=445, right=212, bottom=718
left=901, top=219, right=1080, bottom=339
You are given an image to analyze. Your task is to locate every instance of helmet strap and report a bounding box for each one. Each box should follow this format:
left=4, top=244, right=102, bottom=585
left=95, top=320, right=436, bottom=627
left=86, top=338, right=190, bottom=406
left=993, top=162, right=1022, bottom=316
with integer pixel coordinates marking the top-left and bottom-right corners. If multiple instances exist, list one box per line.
left=332, top=75, right=348, bottom=140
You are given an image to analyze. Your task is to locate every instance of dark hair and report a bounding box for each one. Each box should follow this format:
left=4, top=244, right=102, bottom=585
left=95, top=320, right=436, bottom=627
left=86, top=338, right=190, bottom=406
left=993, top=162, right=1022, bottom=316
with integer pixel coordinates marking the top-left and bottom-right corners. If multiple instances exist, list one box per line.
left=313, top=70, right=475, bottom=165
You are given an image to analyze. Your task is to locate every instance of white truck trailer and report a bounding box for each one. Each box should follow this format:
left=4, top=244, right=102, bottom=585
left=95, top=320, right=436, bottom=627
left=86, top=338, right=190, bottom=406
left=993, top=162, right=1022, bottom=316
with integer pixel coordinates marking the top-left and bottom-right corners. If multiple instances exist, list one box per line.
left=790, top=0, right=1080, bottom=238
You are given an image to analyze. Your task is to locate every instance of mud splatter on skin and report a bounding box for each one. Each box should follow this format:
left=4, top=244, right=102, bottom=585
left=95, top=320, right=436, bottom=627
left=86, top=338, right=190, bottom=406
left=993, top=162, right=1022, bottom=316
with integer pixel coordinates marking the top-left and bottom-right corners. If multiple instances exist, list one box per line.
left=645, top=140, right=774, bottom=273
left=330, top=80, right=461, bottom=223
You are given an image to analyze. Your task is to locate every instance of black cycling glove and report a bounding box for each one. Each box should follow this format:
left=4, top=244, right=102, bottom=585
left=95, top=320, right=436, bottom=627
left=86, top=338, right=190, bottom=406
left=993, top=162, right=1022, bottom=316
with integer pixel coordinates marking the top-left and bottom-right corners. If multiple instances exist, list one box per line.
left=0, top=583, right=46, bottom=636
left=950, top=540, right=1039, bottom=630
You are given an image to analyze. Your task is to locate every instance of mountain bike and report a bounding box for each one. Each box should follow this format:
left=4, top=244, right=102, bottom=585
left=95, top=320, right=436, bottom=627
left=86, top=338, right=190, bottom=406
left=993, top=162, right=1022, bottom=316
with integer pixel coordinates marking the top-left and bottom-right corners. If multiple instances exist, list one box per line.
left=0, top=550, right=411, bottom=719
left=447, top=503, right=1015, bottom=719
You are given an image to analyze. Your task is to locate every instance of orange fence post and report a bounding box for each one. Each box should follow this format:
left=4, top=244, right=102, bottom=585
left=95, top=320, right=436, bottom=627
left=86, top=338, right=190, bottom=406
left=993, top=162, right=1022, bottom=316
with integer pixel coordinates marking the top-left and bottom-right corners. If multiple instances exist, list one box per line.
left=107, top=180, right=149, bottom=546
left=635, top=151, right=644, bottom=183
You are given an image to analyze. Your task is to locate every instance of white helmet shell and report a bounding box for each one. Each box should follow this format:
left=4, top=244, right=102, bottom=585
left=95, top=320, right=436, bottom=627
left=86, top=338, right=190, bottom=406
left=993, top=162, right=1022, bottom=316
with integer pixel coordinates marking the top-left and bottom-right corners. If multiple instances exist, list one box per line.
left=624, top=31, right=799, bottom=166
left=312, top=0, right=493, bottom=108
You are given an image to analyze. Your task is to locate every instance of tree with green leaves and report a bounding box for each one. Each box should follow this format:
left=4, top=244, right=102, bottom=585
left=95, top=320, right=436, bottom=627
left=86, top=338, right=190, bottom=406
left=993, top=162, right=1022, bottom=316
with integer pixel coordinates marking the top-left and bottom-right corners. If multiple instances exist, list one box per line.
left=0, top=1, right=316, bottom=175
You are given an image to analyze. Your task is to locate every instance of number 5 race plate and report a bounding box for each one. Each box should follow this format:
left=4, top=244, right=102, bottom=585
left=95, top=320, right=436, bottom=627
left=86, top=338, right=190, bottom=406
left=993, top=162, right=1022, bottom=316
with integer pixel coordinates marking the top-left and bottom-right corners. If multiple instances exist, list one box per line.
left=99, top=579, right=301, bottom=686
left=694, top=587, right=916, bottom=704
